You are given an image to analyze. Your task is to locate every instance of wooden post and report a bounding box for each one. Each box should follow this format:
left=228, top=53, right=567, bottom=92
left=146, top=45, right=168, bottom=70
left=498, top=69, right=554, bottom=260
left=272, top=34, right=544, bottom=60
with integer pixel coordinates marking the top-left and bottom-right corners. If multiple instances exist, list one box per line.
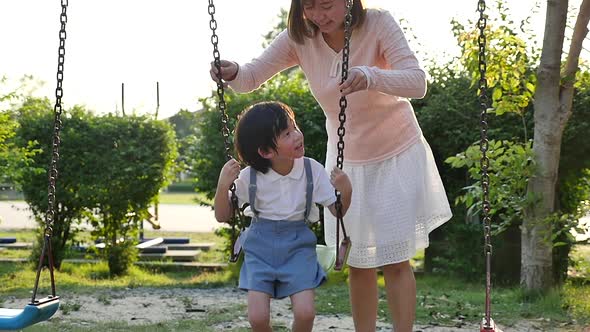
left=121, top=83, right=126, bottom=116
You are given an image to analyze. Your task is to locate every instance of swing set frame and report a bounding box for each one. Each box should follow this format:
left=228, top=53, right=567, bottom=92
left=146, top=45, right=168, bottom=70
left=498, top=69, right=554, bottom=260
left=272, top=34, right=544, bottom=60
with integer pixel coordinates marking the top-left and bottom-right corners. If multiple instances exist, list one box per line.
left=207, top=1, right=500, bottom=330
left=1, top=0, right=501, bottom=330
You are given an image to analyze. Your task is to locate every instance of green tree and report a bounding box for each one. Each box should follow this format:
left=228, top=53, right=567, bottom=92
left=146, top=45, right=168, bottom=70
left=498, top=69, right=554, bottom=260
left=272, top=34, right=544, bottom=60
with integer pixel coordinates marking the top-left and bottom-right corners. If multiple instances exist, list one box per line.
left=262, top=8, right=288, bottom=48
left=514, top=0, right=590, bottom=290
left=415, top=59, right=534, bottom=281
left=447, top=0, right=590, bottom=290
left=167, top=109, right=199, bottom=175
left=416, top=1, right=590, bottom=285
left=167, top=109, right=200, bottom=139
left=0, top=76, right=40, bottom=187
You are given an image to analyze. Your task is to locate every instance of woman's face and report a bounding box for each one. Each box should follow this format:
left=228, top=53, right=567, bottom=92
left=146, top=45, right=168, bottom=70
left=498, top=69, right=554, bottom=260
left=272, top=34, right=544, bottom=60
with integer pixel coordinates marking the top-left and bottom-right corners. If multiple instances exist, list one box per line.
left=302, top=0, right=346, bottom=34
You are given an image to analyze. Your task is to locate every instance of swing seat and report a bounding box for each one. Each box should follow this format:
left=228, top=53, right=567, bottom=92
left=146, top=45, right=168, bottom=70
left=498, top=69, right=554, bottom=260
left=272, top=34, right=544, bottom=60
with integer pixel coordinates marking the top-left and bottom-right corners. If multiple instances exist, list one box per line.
left=316, top=244, right=336, bottom=271
left=0, top=296, right=60, bottom=330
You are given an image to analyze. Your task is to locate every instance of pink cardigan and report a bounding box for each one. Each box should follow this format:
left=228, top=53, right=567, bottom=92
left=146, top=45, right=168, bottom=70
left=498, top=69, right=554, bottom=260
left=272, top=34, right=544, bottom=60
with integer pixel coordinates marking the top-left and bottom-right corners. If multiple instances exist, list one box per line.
left=229, top=9, right=426, bottom=164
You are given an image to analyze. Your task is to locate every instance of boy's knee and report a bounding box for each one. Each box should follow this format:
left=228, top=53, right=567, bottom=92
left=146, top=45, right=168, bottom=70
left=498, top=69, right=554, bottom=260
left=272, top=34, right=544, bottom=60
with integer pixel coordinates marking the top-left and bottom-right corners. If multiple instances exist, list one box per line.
left=248, top=311, right=270, bottom=329
left=293, top=305, right=315, bottom=323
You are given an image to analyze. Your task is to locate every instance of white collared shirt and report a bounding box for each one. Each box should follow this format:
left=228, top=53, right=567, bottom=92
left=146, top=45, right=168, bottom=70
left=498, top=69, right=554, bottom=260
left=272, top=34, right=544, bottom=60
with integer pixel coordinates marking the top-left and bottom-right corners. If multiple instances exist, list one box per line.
left=232, top=157, right=336, bottom=221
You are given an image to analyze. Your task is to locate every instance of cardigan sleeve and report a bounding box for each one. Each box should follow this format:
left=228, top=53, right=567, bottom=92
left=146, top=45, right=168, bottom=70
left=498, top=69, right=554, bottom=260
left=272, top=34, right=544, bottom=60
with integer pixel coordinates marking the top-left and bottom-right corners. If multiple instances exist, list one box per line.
left=228, top=30, right=299, bottom=93
left=353, top=10, right=427, bottom=99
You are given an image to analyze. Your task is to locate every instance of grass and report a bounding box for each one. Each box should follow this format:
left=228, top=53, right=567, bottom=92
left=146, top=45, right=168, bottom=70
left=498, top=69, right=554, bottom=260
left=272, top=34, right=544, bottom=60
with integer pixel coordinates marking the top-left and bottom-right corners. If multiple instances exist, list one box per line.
left=0, top=261, right=234, bottom=298
left=3, top=269, right=587, bottom=331
left=1, top=228, right=589, bottom=329
left=0, top=248, right=30, bottom=258
left=314, top=271, right=589, bottom=327
left=1, top=258, right=588, bottom=328
left=157, top=192, right=211, bottom=205
left=0, top=229, right=36, bottom=242
left=0, top=229, right=227, bottom=263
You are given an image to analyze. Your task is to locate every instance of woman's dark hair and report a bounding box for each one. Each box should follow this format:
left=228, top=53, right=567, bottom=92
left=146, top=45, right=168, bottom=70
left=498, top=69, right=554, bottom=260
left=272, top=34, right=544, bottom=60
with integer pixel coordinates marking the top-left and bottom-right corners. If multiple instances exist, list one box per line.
left=288, top=0, right=366, bottom=44
left=235, top=101, right=296, bottom=173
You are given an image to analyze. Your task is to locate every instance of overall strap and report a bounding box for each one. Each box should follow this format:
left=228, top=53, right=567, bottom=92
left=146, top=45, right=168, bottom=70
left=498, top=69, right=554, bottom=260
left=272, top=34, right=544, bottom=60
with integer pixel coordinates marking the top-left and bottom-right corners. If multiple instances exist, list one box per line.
left=248, top=168, right=259, bottom=217
left=303, top=157, right=313, bottom=222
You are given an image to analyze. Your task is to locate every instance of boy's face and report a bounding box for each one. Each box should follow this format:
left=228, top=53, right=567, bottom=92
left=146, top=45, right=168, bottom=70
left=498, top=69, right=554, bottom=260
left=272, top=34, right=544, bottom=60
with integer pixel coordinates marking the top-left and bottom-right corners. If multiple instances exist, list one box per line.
left=272, top=120, right=305, bottom=160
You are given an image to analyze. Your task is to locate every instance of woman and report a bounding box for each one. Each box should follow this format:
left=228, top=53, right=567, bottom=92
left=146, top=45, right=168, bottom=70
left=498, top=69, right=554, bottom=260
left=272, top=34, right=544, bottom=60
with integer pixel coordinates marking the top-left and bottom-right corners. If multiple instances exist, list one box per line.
left=210, top=1, right=452, bottom=331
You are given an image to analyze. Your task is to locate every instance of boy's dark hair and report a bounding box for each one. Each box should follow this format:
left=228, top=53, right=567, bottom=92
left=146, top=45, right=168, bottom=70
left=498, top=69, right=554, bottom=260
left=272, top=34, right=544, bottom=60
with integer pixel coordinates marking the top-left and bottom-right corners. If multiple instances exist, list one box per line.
left=288, top=0, right=366, bottom=44
left=235, top=101, right=296, bottom=173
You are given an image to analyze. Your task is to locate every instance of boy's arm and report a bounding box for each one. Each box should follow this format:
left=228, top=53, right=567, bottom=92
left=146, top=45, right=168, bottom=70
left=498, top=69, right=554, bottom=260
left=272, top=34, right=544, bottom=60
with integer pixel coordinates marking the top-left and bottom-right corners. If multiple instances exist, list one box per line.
left=327, top=188, right=352, bottom=217
left=213, top=183, right=232, bottom=223
left=213, top=159, right=241, bottom=223
left=326, top=167, right=352, bottom=217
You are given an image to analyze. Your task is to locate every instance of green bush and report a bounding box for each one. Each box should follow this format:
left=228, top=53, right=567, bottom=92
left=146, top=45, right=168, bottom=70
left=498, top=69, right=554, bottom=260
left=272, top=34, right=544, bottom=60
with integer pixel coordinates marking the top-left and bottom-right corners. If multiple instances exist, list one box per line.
left=107, top=241, right=138, bottom=277
left=166, top=180, right=196, bottom=193
left=16, top=100, right=178, bottom=274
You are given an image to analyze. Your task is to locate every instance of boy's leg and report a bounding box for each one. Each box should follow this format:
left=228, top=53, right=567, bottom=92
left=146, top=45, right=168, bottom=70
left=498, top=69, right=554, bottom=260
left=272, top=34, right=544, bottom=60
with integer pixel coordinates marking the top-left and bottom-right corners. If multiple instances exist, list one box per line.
left=290, top=289, right=316, bottom=332
left=248, top=290, right=272, bottom=332
left=349, top=266, right=378, bottom=332
left=382, top=261, right=416, bottom=332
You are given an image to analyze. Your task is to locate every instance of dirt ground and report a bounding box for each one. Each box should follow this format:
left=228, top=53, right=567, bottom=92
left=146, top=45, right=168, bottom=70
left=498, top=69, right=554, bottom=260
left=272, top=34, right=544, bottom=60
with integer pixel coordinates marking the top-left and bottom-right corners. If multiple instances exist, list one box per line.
left=4, top=287, right=587, bottom=331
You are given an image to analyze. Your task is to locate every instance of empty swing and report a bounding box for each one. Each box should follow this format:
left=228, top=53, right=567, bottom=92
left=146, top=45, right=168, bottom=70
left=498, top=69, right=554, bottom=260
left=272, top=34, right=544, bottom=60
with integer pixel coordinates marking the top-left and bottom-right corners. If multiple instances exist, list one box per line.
left=0, top=0, right=68, bottom=330
left=206, top=0, right=353, bottom=271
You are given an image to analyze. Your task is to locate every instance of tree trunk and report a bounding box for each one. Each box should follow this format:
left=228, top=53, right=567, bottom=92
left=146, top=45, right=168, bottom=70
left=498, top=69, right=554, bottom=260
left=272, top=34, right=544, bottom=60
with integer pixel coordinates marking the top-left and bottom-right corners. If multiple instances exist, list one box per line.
left=522, top=0, right=590, bottom=290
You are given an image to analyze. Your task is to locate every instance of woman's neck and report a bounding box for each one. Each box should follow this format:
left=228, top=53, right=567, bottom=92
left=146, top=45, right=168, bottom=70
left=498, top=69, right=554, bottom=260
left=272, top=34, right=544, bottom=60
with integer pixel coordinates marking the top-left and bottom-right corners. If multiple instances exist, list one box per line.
left=322, top=28, right=345, bottom=52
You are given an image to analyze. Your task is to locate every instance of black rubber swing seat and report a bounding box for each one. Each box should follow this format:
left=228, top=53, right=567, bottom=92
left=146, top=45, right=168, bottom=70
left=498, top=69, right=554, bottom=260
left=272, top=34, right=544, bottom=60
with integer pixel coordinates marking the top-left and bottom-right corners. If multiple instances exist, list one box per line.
left=0, top=296, right=60, bottom=330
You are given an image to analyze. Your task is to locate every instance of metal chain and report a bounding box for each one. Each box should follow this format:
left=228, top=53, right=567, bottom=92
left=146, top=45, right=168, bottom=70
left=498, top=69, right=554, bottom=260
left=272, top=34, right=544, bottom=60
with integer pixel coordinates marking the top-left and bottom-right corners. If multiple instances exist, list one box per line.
left=208, top=1, right=232, bottom=164
left=336, top=0, right=353, bottom=172
left=208, top=0, right=243, bottom=261
left=46, top=0, right=68, bottom=238
left=32, top=0, right=68, bottom=303
left=335, top=0, right=353, bottom=258
left=477, top=0, right=494, bottom=330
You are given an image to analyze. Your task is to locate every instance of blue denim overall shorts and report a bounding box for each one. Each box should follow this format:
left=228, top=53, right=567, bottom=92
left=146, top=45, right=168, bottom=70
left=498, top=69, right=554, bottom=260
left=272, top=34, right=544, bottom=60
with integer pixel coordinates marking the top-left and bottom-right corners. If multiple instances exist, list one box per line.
left=238, top=158, right=327, bottom=299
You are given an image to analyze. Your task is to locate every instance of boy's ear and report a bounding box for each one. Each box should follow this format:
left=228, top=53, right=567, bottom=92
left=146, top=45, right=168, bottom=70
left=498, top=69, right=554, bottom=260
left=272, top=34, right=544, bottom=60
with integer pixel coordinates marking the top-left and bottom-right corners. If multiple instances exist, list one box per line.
left=258, top=147, right=275, bottom=159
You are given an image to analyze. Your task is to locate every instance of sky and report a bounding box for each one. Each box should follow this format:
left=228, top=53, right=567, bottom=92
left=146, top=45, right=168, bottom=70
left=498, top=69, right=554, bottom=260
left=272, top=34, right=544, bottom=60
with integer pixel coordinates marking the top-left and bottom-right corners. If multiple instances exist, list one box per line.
left=0, top=0, right=575, bottom=119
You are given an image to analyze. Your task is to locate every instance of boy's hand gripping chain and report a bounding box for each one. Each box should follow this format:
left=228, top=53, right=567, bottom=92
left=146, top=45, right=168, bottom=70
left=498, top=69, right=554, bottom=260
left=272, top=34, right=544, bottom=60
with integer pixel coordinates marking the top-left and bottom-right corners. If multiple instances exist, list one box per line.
left=208, top=0, right=245, bottom=263
left=333, top=0, right=354, bottom=271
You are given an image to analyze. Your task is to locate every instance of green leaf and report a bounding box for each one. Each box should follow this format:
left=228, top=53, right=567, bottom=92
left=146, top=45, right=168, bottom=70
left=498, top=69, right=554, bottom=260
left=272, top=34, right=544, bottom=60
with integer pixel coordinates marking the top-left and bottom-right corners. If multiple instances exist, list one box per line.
left=492, top=88, right=503, bottom=101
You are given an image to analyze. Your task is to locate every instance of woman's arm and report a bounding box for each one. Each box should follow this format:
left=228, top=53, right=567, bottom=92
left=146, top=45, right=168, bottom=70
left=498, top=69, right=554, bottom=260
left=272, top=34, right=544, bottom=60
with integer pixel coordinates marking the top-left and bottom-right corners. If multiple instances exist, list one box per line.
left=228, top=30, right=300, bottom=93
left=353, top=10, right=427, bottom=99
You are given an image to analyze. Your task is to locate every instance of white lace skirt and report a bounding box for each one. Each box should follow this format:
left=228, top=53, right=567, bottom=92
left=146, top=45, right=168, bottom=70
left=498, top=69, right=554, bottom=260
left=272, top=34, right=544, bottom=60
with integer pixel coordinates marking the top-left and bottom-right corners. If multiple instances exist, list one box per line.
left=324, top=136, right=452, bottom=268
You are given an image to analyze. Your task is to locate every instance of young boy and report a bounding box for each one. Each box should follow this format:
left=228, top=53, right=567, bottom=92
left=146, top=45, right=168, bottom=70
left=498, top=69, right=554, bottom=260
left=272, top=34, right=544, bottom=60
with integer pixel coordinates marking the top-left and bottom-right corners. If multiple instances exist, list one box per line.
left=214, top=101, right=352, bottom=332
